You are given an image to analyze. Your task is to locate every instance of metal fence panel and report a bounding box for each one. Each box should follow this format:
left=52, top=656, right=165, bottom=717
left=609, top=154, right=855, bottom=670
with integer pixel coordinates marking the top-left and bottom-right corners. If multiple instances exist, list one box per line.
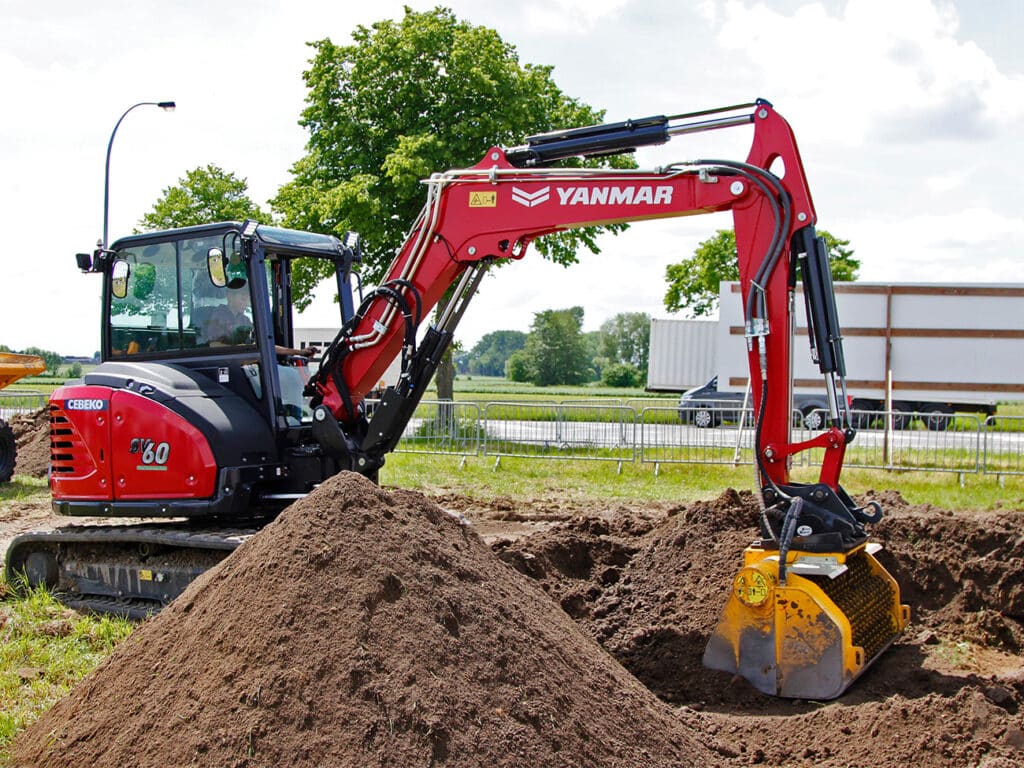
left=0, top=391, right=48, bottom=420
left=799, top=409, right=982, bottom=474
left=393, top=400, right=482, bottom=456
left=625, top=397, right=678, bottom=412
left=376, top=398, right=1004, bottom=477
left=483, top=401, right=636, bottom=462
left=639, top=405, right=756, bottom=466
left=983, top=416, right=1024, bottom=476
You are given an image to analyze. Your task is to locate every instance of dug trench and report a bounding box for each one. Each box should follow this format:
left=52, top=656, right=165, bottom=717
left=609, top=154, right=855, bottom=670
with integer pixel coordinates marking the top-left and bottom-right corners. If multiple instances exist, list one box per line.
left=7, top=466, right=1024, bottom=766
left=491, top=488, right=1024, bottom=766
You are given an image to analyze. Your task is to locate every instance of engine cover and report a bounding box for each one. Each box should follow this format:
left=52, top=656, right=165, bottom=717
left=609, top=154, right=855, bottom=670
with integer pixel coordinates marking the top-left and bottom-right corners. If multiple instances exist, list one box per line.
left=51, top=384, right=218, bottom=501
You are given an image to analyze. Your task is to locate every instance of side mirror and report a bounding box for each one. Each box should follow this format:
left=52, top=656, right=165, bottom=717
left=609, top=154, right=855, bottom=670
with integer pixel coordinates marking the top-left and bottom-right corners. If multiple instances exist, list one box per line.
left=76, top=253, right=92, bottom=272
left=207, top=247, right=227, bottom=288
left=207, top=246, right=247, bottom=289
left=111, top=259, right=130, bottom=299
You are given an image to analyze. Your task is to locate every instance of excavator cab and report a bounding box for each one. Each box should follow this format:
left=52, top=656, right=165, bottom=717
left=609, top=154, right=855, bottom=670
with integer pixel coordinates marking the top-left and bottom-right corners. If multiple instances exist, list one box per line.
left=10, top=221, right=371, bottom=614
left=49, top=221, right=364, bottom=521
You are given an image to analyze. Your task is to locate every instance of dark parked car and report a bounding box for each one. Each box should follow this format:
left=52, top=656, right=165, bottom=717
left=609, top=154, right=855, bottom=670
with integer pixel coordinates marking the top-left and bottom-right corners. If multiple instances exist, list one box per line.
left=678, top=377, right=830, bottom=429
left=677, top=377, right=744, bottom=427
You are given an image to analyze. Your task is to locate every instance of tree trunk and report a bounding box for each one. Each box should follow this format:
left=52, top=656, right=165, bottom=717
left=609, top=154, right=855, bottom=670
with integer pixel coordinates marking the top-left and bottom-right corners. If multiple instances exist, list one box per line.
left=434, top=345, right=456, bottom=437
left=435, top=345, right=455, bottom=400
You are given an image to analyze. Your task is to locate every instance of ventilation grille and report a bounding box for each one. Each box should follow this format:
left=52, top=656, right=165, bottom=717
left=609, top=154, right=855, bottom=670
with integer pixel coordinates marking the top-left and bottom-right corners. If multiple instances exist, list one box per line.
left=49, top=403, right=92, bottom=475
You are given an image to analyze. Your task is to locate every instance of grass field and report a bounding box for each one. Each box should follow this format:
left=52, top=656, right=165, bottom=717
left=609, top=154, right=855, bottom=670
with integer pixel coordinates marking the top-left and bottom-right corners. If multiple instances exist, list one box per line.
left=380, top=451, right=1024, bottom=510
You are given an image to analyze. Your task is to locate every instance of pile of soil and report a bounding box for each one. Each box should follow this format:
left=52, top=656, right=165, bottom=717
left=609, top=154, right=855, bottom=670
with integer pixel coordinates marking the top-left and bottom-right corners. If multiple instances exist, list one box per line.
left=8, top=407, right=49, bottom=477
left=494, top=488, right=1024, bottom=767
left=12, top=473, right=717, bottom=768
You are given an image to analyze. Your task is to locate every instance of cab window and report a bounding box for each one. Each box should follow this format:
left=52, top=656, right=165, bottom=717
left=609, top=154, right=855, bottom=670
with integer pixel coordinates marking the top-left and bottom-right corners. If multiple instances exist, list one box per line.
left=109, top=242, right=180, bottom=357
left=107, top=234, right=256, bottom=357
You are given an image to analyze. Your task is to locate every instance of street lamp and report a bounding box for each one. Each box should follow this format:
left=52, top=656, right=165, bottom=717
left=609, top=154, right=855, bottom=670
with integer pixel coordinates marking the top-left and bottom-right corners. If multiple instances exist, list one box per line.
left=102, top=100, right=176, bottom=250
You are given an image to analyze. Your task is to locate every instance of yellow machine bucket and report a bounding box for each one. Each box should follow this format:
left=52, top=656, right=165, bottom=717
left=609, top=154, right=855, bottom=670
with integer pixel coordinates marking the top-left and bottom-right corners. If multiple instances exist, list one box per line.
left=0, top=353, right=46, bottom=390
left=704, top=541, right=909, bottom=699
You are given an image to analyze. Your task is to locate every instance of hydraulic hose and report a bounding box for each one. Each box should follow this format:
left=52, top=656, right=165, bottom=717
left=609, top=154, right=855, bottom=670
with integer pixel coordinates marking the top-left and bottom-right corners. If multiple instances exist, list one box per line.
left=776, top=496, right=805, bottom=585
left=694, top=161, right=793, bottom=502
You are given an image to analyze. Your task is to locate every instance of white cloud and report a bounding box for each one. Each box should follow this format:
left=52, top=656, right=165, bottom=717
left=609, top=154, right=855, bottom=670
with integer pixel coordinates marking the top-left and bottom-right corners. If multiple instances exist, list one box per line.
left=852, top=206, right=1024, bottom=281
left=518, top=0, right=630, bottom=32
left=708, top=0, right=1024, bottom=145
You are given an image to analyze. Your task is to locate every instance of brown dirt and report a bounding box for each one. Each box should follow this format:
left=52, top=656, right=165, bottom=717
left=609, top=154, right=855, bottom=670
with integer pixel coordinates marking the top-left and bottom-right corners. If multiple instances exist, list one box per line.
left=2, top=423, right=1022, bottom=766
left=494, top=487, right=1024, bottom=767
left=8, top=407, right=50, bottom=478
left=11, top=473, right=718, bottom=768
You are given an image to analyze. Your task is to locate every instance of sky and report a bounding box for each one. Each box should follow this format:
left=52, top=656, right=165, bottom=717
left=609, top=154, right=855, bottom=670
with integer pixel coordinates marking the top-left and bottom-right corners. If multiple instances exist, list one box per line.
left=2, top=0, right=1022, bottom=356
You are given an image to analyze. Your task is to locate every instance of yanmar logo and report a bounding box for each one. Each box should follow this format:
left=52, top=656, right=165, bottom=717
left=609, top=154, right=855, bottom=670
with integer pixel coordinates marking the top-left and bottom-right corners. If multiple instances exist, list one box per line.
left=511, top=185, right=673, bottom=207
left=511, top=186, right=550, bottom=207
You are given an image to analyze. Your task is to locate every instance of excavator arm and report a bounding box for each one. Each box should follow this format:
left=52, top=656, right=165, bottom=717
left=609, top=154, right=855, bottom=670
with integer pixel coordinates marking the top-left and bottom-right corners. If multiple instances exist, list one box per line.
left=308, top=99, right=849, bottom=497
left=305, top=100, right=908, bottom=701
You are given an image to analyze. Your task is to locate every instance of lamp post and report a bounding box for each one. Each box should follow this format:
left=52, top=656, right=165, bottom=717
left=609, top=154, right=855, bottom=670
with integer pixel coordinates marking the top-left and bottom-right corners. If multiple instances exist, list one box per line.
left=102, top=100, right=176, bottom=250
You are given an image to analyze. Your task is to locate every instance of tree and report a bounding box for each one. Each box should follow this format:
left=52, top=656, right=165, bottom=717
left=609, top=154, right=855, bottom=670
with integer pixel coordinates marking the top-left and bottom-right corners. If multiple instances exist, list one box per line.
left=583, top=330, right=604, bottom=381
left=465, top=331, right=527, bottom=377
left=138, top=165, right=270, bottom=231
left=601, top=363, right=642, bottom=388
left=21, top=346, right=62, bottom=374
left=506, top=350, right=531, bottom=382
left=663, top=229, right=860, bottom=316
left=274, top=7, right=632, bottom=305
left=598, top=312, right=651, bottom=376
left=518, top=307, right=591, bottom=386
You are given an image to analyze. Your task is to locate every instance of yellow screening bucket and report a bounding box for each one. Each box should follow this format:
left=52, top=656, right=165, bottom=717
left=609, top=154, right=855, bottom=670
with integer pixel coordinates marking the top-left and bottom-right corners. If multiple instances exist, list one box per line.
left=704, top=540, right=909, bottom=699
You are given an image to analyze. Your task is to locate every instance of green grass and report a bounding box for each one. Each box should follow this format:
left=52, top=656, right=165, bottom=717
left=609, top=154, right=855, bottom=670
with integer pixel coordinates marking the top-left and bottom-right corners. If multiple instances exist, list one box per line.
left=380, top=452, right=1024, bottom=510
left=0, top=478, right=135, bottom=762
left=0, top=478, right=47, bottom=504
left=448, top=375, right=661, bottom=399
left=0, top=580, right=133, bottom=763
left=997, top=402, right=1024, bottom=418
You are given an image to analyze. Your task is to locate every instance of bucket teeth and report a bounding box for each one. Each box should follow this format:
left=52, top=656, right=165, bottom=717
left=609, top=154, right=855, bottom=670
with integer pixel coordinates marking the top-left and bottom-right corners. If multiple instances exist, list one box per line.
left=703, top=543, right=909, bottom=699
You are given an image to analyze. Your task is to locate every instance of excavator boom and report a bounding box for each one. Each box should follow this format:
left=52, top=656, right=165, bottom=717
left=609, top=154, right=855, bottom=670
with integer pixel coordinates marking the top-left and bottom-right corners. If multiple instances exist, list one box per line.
left=310, top=100, right=823, bottom=489
left=305, top=99, right=908, bottom=698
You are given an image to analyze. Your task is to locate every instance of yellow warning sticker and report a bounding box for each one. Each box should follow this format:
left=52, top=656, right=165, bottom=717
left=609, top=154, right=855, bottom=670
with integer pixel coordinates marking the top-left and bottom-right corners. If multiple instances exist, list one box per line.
left=734, top=569, right=771, bottom=606
left=469, top=191, right=497, bottom=208
left=139, top=569, right=153, bottom=581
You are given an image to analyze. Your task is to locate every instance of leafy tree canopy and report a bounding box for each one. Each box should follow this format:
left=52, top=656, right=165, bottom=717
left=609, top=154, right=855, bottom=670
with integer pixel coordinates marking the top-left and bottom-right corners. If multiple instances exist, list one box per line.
left=517, top=306, right=591, bottom=386
left=465, top=330, right=526, bottom=377
left=601, top=362, right=642, bottom=388
left=138, top=165, right=270, bottom=231
left=663, top=229, right=860, bottom=316
left=598, top=312, right=651, bottom=375
left=273, top=6, right=633, bottom=308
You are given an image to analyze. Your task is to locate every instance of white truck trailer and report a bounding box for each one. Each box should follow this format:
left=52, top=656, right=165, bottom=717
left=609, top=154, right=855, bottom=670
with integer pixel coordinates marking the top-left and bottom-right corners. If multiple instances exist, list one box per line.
left=649, top=282, right=1024, bottom=428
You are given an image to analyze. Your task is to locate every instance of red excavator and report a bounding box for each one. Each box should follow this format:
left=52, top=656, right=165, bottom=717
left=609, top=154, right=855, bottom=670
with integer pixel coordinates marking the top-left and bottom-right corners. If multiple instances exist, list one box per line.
left=6, top=100, right=907, bottom=699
